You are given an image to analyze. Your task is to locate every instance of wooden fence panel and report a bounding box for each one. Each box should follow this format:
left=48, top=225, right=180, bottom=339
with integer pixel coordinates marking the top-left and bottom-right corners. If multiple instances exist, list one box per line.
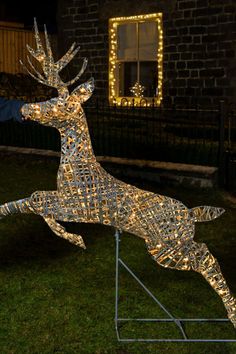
left=0, top=22, right=57, bottom=74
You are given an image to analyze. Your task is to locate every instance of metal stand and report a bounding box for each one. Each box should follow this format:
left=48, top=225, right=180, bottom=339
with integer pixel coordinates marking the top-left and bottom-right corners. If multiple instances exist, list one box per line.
left=114, top=229, right=236, bottom=342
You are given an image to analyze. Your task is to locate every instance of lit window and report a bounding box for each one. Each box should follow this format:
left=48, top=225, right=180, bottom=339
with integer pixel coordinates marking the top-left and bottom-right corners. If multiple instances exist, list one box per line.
left=109, top=13, right=163, bottom=106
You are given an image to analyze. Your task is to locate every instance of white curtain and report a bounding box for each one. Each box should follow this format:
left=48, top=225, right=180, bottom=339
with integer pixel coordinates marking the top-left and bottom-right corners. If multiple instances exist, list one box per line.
left=117, top=23, right=137, bottom=60
left=139, top=21, right=157, bottom=60
left=117, top=21, right=157, bottom=61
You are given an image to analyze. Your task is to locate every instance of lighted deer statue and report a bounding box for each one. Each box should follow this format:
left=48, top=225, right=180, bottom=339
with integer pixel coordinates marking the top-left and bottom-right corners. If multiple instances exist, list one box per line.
left=0, top=20, right=235, bottom=328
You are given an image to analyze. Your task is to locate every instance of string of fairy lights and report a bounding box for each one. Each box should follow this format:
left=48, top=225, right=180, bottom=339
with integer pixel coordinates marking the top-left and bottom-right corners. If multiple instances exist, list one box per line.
left=109, top=13, right=163, bottom=106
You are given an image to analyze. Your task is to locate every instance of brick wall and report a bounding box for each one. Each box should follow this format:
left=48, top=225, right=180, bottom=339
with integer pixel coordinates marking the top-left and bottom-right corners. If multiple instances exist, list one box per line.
left=164, top=0, right=236, bottom=107
left=57, top=0, right=236, bottom=108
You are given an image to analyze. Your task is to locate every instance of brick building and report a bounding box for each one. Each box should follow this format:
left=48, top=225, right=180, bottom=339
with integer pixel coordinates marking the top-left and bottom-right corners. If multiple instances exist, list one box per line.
left=57, top=0, right=236, bottom=108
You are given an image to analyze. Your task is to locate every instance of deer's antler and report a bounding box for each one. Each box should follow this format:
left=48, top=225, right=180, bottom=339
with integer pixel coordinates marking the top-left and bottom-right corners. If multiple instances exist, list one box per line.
left=20, top=18, right=87, bottom=96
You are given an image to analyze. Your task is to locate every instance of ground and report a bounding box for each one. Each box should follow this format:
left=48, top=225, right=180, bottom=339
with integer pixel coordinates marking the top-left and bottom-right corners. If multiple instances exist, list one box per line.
left=0, top=154, right=235, bottom=354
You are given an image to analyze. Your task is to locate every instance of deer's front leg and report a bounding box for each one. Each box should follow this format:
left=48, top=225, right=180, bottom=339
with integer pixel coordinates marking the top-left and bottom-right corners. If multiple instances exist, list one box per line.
left=43, top=215, right=86, bottom=249
left=30, top=191, right=86, bottom=249
left=0, top=197, right=33, bottom=219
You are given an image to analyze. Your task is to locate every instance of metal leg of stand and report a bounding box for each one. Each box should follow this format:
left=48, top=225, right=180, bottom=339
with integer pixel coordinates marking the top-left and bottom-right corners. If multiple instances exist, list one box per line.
left=114, top=229, right=236, bottom=343
left=114, top=229, right=120, bottom=340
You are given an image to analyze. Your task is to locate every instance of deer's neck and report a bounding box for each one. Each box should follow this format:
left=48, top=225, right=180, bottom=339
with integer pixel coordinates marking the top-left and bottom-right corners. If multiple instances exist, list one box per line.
left=59, top=112, right=96, bottom=164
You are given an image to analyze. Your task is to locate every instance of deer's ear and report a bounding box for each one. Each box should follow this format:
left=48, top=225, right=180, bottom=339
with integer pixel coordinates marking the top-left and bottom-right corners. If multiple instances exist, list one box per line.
left=71, top=77, right=94, bottom=103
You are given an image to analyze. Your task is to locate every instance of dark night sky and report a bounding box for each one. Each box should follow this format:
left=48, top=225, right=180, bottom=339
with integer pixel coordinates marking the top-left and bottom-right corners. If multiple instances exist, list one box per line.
left=0, top=0, right=58, bottom=32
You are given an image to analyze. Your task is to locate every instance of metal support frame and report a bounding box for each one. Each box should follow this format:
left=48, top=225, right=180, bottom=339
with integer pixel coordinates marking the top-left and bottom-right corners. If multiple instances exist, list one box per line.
left=114, top=229, right=236, bottom=342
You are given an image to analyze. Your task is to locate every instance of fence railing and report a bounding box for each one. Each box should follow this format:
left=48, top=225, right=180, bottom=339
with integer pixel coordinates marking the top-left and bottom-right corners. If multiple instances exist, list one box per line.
left=0, top=99, right=226, bottom=169
left=86, top=100, right=223, bottom=167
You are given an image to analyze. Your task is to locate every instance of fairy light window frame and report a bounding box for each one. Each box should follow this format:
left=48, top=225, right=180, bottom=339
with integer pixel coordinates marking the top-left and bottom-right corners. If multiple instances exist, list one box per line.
left=109, top=13, right=163, bottom=107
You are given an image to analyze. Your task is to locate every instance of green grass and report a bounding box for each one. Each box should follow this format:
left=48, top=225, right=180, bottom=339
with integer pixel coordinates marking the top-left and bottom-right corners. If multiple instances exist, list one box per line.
left=0, top=154, right=235, bottom=353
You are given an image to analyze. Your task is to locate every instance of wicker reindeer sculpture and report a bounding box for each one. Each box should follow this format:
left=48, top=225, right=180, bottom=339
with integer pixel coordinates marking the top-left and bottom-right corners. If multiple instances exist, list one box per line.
left=0, top=20, right=235, bottom=328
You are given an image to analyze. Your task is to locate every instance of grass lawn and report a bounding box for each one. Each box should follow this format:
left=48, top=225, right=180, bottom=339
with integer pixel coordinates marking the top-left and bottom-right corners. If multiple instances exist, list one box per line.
left=0, top=154, right=235, bottom=354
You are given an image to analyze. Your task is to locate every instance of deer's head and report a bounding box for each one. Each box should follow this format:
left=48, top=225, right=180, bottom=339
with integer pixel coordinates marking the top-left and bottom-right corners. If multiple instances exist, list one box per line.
left=21, top=19, right=94, bottom=129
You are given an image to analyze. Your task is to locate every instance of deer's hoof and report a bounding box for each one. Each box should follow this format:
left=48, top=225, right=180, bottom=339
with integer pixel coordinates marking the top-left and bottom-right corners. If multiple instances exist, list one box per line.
left=227, top=298, right=236, bottom=329
left=228, top=307, right=236, bottom=329
left=228, top=312, right=236, bottom=329
left=74, top=236, right=86, bottom=249
left=66, top=233, right=86, bottom=249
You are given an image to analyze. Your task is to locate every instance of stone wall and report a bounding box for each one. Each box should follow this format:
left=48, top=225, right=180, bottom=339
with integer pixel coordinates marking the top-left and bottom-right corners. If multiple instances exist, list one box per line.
left=57, top=0, right=236, bottom=108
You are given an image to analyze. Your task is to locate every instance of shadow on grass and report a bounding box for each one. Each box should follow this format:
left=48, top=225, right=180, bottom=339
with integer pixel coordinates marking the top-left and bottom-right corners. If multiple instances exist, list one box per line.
left=0, top=215, right=115, bottom=266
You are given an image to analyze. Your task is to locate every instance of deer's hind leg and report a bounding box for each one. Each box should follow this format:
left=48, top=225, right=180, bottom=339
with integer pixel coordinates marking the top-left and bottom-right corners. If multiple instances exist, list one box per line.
left=146, top=239, right=236, bottom=328
left=189, top=241, right=236, bottom=328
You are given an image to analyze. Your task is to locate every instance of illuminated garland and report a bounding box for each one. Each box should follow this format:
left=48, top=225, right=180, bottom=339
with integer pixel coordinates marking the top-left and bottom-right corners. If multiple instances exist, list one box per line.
left=109, top=13, right=163, bottom=106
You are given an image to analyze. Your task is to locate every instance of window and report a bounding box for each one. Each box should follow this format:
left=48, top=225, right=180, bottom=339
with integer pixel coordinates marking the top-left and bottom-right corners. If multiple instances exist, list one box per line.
left=109, top=13, right=163, bottom=106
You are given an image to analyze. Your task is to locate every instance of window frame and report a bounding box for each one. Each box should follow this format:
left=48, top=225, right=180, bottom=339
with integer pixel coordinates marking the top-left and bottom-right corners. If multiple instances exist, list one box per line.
left=108, top=13, right=163, bottom=107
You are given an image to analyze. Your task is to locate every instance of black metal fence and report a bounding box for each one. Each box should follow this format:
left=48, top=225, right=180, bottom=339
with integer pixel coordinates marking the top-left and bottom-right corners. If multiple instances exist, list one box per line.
left=0, top=99, right=226, bottom=164
left=0, top=98, right=235, bottom=186
left=224, top=102, right=236, bottom=191
left=86, top=100, right=224, bottom=167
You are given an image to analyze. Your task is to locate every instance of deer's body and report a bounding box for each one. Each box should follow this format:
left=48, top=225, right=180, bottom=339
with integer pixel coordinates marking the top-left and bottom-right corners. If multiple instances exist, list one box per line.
left=0, top=20, right=235, bottom=328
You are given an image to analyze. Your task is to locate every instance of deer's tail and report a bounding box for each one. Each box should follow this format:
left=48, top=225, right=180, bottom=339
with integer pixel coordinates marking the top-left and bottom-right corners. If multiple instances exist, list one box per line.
left=191, top=206, right=225, bottom=222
